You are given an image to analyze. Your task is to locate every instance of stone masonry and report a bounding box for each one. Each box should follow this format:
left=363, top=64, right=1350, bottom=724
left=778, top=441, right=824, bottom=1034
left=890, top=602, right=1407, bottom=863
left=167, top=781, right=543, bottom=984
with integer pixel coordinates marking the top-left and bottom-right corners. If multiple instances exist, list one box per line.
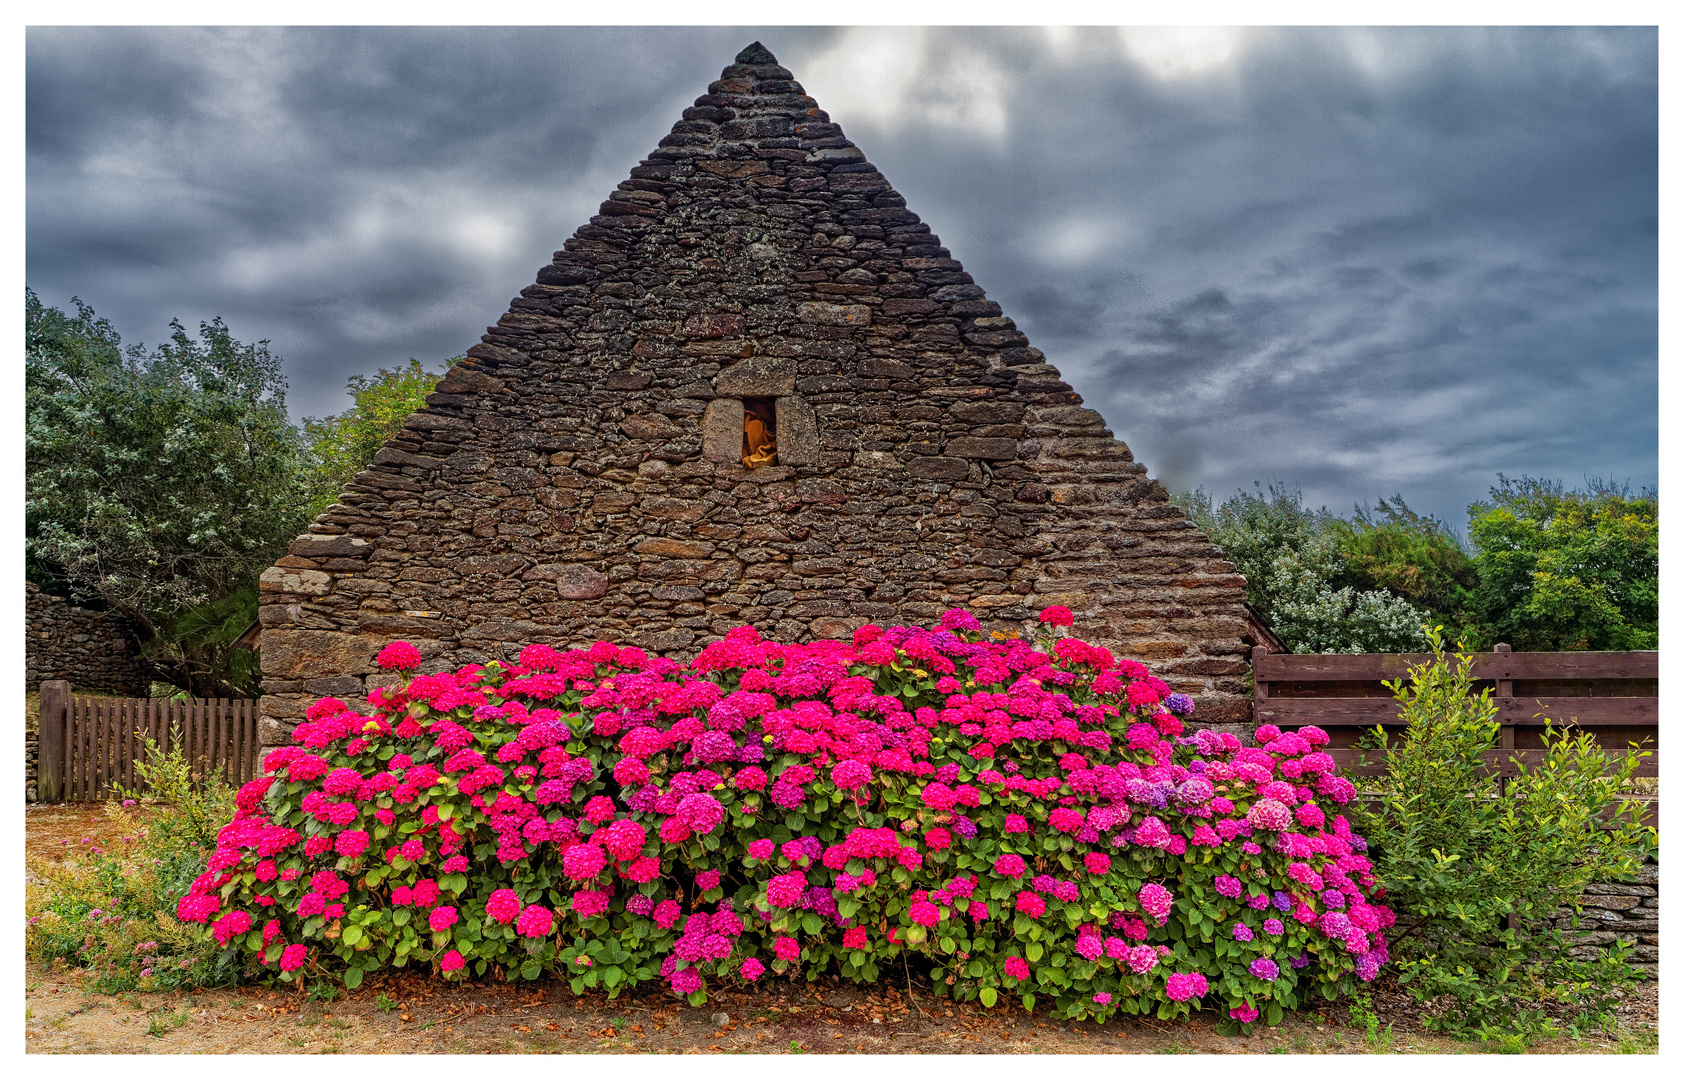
left=25, top=582, right=150, bottom=697
left=1561, top=860, right=1660, bottom=980
left=257, top=43, right=1252, bottom=747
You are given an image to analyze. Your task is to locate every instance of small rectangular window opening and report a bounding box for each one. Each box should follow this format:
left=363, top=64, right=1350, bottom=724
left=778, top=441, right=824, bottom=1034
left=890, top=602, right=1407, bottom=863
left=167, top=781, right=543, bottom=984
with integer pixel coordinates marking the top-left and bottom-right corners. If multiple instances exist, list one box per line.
left=742, top=397, right=777, bottom=467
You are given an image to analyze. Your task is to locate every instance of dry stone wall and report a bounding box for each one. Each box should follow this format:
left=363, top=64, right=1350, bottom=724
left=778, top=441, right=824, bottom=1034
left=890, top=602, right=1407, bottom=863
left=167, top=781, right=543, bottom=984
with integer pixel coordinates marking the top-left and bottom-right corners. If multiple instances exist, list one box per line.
left=258, top=43, right=1251, bottom=747
left=25, top=582, right=150, bottom=697
left=1562, top=860, right=1660, bottom=979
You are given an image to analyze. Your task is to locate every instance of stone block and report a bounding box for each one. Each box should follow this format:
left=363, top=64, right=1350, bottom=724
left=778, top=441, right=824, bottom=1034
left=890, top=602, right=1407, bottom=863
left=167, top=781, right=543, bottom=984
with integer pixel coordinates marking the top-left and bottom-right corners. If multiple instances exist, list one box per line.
left=261, top=629, right=383, bottom=680
left=907, top=456, right=969, bottom=480
left=717, top=357, right=797, bottom=397
left=555, top=566, right=610, bottom=600
left=775, top=395, right=820, bottom=465
left=259, top=566, right=333, bottom=595
left=287, top=533, right=372, bottom=558
left=635, top=538, right=718, bottom=558
left=437, top=363, right=506, bottom=393
left=619, top=413, right=683, bottom=441
left=947, top=437, right=1019, bottom=460
left=702, top=397, right=746, bottom=463
left=795, top=302, right=872, bottom=327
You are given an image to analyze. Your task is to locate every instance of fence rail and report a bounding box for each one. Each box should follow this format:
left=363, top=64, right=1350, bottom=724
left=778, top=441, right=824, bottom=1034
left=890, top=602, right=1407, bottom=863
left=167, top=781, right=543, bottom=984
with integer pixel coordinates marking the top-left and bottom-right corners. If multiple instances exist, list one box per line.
left=1253, top=647, right=1659, bottom=827
left=34, top=680, right=261, bottom=802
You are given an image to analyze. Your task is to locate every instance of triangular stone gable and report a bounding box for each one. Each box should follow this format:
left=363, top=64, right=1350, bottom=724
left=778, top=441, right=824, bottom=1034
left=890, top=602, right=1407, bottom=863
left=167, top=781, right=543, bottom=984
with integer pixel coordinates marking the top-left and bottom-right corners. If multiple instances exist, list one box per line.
left=257, top=43, right=1251, bottom=744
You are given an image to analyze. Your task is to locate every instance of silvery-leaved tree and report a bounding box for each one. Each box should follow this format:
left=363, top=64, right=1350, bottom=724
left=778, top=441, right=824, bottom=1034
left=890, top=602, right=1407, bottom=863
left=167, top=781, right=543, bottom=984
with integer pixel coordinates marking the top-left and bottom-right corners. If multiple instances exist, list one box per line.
left=25, top=288, right=312, bottom=697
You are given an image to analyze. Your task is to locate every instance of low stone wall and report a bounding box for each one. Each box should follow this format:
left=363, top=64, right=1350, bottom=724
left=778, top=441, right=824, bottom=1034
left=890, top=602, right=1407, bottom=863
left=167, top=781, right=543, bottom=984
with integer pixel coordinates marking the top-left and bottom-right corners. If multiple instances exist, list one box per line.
left=1562, top=859, right=1659, bottom=979
left=26, top=583, right=150, bottom=696
left=25, top=730, right=38, bottom=803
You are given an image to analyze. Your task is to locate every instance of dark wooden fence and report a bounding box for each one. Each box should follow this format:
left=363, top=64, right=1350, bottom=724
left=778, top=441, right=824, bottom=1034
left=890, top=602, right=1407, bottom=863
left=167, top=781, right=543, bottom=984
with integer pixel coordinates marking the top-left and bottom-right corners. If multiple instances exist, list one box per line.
left=34, top=680, right=261, bottom=803
left=1253, top=647, right=1659, bottom=826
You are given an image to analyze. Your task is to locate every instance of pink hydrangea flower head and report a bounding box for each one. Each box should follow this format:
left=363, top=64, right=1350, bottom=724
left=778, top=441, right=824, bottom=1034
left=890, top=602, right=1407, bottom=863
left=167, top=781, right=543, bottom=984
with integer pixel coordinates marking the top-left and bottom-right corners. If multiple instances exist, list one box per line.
left=740, top=957, right=765, bottom=982
left=429, top=905, right=459, bottom=932
left=485, top=888, right=522, bottom=925
left=773, top=937, right=801, bottom=962
left=439, top=949, right=465, bottom=974
left=993, top=853, right=1027, bottom=879
left=1165, top=972, right=1208, bottom=1002
left=1138, top=882, right=1174, bottom=925
left=377, top=641, right=422, bottom=671
left=1039, top=605, right=1074, bottom=627
left=515, top=904, right=554, bottom=938
left=279, top=943, right=308, bottom=973
left=1003, top=956, right=1030, bottom=981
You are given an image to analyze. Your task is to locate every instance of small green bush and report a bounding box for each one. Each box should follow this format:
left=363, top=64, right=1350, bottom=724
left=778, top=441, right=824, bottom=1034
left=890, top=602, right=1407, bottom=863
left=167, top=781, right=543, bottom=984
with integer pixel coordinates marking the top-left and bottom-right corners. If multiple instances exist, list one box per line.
left=25, top=739, right=237, bottom=992
left=1350, top=628, right=1654, bottom=1036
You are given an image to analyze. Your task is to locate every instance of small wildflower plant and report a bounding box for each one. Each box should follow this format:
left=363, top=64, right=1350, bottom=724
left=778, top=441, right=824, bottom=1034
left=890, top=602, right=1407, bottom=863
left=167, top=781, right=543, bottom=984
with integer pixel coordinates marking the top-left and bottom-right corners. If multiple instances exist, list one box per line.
left=178, top=611, right=1392, bottom=1027
left=26, top=742, right=236, bottom=992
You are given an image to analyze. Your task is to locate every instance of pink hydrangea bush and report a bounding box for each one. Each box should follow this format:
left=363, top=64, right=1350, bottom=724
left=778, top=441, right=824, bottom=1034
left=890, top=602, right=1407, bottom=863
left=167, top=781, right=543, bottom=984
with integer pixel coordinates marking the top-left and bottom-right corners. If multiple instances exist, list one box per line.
left=180, top=609, right=1390, bottom=1026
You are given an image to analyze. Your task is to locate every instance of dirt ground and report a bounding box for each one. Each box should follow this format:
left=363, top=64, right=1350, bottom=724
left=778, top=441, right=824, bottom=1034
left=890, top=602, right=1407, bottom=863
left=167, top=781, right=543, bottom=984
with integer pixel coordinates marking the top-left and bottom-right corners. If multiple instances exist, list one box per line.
left=23, top=802, right=1660, bottom=1056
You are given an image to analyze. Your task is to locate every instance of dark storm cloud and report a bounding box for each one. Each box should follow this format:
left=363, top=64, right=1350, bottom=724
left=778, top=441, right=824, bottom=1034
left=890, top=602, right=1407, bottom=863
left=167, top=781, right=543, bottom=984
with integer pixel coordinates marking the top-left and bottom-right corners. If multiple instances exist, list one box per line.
left=26, top=26, right=1655, bottom=530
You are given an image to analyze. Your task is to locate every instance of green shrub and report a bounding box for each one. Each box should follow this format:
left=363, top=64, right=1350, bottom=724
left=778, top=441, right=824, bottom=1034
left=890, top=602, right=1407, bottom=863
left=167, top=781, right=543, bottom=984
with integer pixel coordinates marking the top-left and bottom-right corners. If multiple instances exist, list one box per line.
left=25, top=740, right=238, bottom=992
left=1349, top=628, right=1654, bottom=1036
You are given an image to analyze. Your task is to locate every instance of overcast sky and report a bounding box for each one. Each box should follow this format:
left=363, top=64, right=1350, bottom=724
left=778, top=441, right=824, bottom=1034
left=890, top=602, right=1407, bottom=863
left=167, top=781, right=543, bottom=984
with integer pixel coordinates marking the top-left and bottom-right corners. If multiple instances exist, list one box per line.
left=25, top=25, right=1657, bottom=532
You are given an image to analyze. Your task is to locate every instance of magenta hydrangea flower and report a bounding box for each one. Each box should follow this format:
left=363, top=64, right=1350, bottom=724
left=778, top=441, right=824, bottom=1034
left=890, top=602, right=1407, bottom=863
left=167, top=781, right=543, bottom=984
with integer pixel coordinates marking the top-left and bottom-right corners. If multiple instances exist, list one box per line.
left=676, top=793, right=725, bottom=835
left=377, top=641, right=422, bottom=671
left=740, top=957, right=765, bottom=982
left=767, top=872, right=808, bottom=907
left=485, top=888, right=522, bottom=925
left=1263, top=918, right=1285, bottom=936
left=773, top=937, right=800, bottom=962
left=1126, top=944, right=1159, bottom=974
left=516, top=904, right=554, bottom=938
left=1092, top=992, right=1112, bottom=1005
left=439, top=949, right=465, bottom=973
left=279, top=943, right=308, bottom=973
left=1247, top=799, right=1293, bottom=831
left=939, top=608, right=982, bottom=633
left=1230, top=1002, right=1259, bottom=1023
left=1003, top=956, right=1030, bottom=981
left=830, top=759, right=872, bottom=791
left=1138, top=882, right=1174, bottom=925
left=746, top=838, right=775, bottom=860
left=1233, top=922, right=1254, bottom=942
left=334, top=830, right=369, bottom=859
left=993, top=853, right=1027, bottom=879
left=429, top=906, right=458, bottom=932
left=1249, top=956, right=1281, bottom=981
left=561, top=843, right=607, bottom=881
left=1164, top=972, right=1208, bottom=1002
left=1039, top=605, right=1074, bottom=627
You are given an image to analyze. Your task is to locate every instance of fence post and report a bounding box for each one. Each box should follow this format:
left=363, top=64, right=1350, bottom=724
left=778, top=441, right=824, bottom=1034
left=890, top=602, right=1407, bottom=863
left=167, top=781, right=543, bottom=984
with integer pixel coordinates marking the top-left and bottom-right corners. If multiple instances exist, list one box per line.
left=37, top=681, right=70, bottom=803
left=1494, top=645, right=1515, bottom=792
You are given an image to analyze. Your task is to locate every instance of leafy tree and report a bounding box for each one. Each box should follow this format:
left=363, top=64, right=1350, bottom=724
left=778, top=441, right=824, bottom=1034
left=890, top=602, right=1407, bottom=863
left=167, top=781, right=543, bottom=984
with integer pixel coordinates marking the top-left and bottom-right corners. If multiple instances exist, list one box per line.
left=301, top=356, right=457, bottom=519
left=1462, top=476, right=1657, bottom=651
left=1173, top=482, right=1430, bottom=654
left=25, top=288, right=311, bottom=696
left=1330, top=495, right=1480, bottom=627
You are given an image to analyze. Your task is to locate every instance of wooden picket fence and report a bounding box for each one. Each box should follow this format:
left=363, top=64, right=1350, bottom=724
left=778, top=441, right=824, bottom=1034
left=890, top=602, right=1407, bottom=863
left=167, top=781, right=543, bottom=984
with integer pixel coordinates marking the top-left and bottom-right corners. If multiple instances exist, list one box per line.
left=1253, top=646, right=1659, bottom=827
left=34, top=680, right=261, bottom=802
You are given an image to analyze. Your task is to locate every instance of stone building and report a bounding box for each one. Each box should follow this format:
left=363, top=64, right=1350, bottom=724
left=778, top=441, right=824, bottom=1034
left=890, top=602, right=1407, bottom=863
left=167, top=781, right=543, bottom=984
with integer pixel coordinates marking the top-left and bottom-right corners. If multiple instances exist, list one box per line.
left=257, top=43, right=1252, bottom=747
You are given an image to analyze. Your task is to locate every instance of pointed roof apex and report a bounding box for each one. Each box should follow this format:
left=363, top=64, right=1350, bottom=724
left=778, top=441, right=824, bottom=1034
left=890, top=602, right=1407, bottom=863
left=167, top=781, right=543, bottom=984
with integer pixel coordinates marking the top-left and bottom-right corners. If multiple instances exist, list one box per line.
left=735, top=41, right=778, bottom=65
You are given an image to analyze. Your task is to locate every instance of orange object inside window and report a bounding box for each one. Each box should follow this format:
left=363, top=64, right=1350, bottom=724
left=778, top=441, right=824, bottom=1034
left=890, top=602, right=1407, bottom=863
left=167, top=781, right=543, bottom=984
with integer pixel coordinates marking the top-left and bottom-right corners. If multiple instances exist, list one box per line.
left=742, top=397, right=777, bottom=467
